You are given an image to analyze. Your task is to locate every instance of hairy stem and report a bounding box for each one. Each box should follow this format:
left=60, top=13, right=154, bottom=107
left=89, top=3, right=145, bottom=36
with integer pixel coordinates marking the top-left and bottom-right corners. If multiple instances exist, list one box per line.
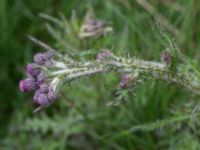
left=27, top=35, right=200, bottom=96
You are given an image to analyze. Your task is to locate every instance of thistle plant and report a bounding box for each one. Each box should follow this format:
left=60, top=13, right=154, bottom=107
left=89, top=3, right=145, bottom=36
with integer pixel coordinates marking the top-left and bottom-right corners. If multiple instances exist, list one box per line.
left=19, top=34, right=200, bottom=113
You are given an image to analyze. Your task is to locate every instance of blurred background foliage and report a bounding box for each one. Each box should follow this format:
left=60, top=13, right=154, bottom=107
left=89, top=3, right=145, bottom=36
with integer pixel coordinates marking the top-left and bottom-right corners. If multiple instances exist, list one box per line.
left=0, top=0, right=200, bottom=149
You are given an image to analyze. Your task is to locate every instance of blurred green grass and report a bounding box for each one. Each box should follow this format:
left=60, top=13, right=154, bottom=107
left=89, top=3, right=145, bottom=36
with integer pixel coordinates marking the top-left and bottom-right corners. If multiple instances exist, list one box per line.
left=0, top=0, right=200, bottom=149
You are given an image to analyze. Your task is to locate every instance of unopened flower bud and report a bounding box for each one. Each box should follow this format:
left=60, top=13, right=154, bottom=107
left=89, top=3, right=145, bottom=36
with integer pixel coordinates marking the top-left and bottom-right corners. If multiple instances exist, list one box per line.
left=35, top=93, right=49, bottom=106
left=34, top=53, right=46, bottom=65
left=19, top=78, right=38, bottom=92
left=34, top=51, right=54, bottom=65
left=26, top=63, right=41, bottom=77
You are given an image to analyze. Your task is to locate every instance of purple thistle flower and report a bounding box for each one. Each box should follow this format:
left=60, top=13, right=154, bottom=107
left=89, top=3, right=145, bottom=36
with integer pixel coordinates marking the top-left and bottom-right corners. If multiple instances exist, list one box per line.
left=19, top=40, right=60, bottom=111
left=34, top=53, right=46, bottom=65
left=19, top=78, right=38, bottom=92
left=119, top=74, right=132, bottom=88
left=35, top=93, right=49, bottom=106
left=96, top=50, right=113, bottom=61
left=26, top=63, right=41, bottom=77
left=34, top=51, right=54, bottom=65
left=33, top=90, right=48, bottom=106
left=33, top=85, right=57, bottom=107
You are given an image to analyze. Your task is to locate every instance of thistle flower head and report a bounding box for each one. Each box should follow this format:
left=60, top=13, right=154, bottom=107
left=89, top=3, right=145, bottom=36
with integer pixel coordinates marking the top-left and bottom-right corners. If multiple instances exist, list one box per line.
left=34, top=53, right=46, bottom=65
left=35, top=93, right=49, bottom=105
left=34, top=86, right=57, bottom=105
left=79, top=15, right=112, bottom=38
left=26, top=63, right=41, bottom=77
left=34, top=51, right=54, bottom=66
left=19, top=78, right=38, bottom=92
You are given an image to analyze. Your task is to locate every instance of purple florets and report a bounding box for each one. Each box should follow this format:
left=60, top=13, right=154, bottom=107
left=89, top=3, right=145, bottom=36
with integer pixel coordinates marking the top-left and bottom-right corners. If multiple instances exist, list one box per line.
left=79, top=16, right=112, bottom=38
left=36, top=93, right=49, bottom=105
left=34, top=86, right=57, bottom=106
left=19, top=78, right=38, bottom=92
left=19, top=50, right=58, bottom=112
left=34, top=53, right=47, bottom=65
left=34, top=51, right=54, bottom=67
left=26, top=63, right=41, bottom=77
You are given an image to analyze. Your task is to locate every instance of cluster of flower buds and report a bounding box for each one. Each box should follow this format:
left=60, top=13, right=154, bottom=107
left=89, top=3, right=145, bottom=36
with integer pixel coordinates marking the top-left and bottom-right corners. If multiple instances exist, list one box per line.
left=19, top=36, right=200, bottom=113
left=79, top=15, right=113, bottom=38
left=19, top=50, right=59, bottom=112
